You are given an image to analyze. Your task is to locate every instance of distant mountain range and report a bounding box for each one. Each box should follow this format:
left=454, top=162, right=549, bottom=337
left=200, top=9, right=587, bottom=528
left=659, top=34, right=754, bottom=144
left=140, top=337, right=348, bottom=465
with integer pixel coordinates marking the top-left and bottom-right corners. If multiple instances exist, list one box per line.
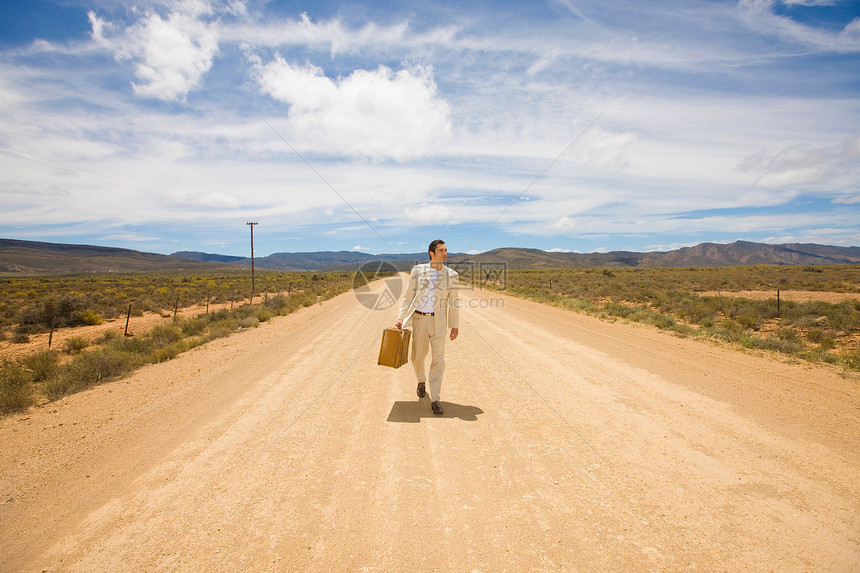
left=2, top=238, right=859, bottom=274
left=451, top=241, right=860, bottom=269
left=175, top=241, right=860, bottom=271
left=0, top=239, right=231, bottom=274
left=171, top=250, right=426, bottom=271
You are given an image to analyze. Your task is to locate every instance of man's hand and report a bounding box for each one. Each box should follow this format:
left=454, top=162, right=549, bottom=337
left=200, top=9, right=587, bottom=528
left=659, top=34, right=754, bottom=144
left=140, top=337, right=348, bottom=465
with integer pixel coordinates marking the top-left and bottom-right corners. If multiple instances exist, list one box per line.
left=395, top=319, right=403, bottom=330
left=450, top=328, right=459, bottom=341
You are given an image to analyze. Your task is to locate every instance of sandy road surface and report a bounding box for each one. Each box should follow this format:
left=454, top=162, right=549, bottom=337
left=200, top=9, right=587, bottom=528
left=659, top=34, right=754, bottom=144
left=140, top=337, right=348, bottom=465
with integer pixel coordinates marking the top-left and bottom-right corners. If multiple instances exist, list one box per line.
left=1, top=278, right=858, bottom=571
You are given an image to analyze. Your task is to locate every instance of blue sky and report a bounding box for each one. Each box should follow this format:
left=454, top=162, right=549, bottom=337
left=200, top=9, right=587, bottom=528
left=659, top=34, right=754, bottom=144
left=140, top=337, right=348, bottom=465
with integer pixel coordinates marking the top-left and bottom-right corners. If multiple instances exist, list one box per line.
left=1, top=0, right=858, bottom=257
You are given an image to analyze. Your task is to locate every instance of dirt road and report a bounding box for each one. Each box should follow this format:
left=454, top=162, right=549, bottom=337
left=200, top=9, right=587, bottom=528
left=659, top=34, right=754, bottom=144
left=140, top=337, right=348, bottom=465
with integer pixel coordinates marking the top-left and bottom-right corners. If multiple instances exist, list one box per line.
left=1, top=278, right=858, bottom=571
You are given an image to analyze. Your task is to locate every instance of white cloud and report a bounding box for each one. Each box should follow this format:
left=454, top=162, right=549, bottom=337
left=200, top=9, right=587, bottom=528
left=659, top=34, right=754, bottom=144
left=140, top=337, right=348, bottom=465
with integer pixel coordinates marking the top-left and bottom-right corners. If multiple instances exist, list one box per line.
left=403, top=203, right=454, bottom=225
left=102, top=233, right=162, bottom=242
left=517, top=208, right=859, bottom=240
left=781, top=0, right=837, bottom=6
left=576, top=127, right=638, bottom=170
left=754, top=166, right=829, bottom=188
left=224, top=12, right=458, bottom=55
left=89, top=0, right=219, bottom=101
left=549, top=216, right=577, bottom=231
left=254, top=57, right=451, bottom=161
left=526, top=48, right=561, bottom=76
left=88, top=11, right=108, bottom=44
left=834, top=194, right=860, bottom=205
left=254, top=58, right=337, bottom=110
left=738, top=135, right=860, bottom=190
left=554, top=0, right=585, bottom=19
left=738, top=0, right=860, bottom=52
left=222, top=0, right=249, bottom=18
left=187, top=189, right=241, bottom=208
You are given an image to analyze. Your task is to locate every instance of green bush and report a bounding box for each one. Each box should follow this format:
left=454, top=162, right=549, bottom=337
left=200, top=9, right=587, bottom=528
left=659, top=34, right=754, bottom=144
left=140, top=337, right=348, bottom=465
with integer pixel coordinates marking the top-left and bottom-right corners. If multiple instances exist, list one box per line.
left=181, top=316, right=209, bottom=336
left=565, top=298, right=595, bottom=313
left=212, top=308, right=231, bottom=321
left=42, top=376, right=73, bottom=402
left=644, top=311, right=681, bottom=331
left=266, top=295, right=288, bottom=309
left=806, top=328, right=823, bottom=343
left=705, top=325, right=742, bottom=344
left=776, top=328, right=798, bottom=341
left=0, top=359, right=35, bottom=414
left=22, top=350, right=60, bottom=382
left=842, top=349, right=860, bottom=370
left=737, top=314, right=759, bottom=330
left=55, top=348, right=142, bottom=398
left=802, top=347, right=840, bottom=365
left=748, top=335, right=805, bottom=354
left=78, top=310, right=104, bottom=325
left=257, top=309, right=274, bottom=322
left=150, top=339, right=195, bottom=363
left=101, top=330, right=121, bottom=343
left=604, top=302, right=635, bottom=319
left=63, top=336, right=90, bottom=354
left=205, top=317, right=239, bottom=341
left=150, top=324, right=182, bottom=347
left=114, top=335, right=155, bottom=355
left=676, top=297, right=717, bottom=324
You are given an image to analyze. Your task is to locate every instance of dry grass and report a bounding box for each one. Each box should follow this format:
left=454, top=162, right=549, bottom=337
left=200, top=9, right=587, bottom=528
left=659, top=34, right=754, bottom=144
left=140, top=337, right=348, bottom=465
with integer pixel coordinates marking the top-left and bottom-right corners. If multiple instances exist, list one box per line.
left=473, top=265, right=860, bottom=371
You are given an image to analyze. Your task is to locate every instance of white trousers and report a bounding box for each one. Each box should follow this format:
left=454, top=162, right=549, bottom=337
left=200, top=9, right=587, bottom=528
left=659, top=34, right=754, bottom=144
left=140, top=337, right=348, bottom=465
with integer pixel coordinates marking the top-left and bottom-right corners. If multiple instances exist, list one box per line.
left=410, top=313, right=447, bottom=402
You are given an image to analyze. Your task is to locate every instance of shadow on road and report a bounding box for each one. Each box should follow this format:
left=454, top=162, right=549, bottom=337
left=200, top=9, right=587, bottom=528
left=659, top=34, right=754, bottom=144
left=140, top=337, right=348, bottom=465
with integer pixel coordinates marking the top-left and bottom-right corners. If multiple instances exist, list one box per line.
left=386, top=400, right=484, bottom=423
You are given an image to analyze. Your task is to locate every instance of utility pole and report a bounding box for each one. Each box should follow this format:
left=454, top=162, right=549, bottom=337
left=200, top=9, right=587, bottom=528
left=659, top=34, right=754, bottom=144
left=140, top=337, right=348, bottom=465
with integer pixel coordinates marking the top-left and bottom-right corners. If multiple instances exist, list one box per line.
left=247, top=221, right=258, bottom=303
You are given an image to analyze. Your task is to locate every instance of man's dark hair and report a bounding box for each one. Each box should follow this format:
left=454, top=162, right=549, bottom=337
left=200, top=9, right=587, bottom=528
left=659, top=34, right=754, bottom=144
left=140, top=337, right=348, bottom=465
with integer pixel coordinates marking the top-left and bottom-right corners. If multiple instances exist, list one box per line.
left=428, top=239, right=446, bottom=256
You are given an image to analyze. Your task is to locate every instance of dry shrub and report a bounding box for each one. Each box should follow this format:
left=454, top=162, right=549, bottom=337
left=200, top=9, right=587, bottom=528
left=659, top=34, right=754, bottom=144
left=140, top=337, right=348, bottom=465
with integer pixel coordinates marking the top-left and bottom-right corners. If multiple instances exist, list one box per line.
left=1, top=359, right=35, bottom=414
left=63, top=336, right=90, bottom=354
left=53, top=348, right=142, bottom=399
left=22, top=350, right=60, bottom=382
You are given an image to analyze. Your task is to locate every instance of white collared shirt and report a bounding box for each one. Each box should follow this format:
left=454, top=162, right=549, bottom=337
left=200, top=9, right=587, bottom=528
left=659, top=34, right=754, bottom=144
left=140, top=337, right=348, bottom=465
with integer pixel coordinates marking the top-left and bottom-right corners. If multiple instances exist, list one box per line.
left=416, top=266, right=440, bottom=313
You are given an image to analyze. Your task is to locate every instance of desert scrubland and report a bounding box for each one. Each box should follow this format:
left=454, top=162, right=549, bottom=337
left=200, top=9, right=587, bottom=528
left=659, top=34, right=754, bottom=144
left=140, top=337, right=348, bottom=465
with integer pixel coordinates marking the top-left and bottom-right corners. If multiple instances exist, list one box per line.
left=1, top=276, right=857, bottom=571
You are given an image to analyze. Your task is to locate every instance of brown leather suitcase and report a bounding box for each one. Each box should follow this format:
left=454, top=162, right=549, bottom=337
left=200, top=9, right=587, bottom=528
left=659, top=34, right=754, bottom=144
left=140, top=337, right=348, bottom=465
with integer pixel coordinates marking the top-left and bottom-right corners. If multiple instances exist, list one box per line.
left=378, top=327, right=411, bottom=368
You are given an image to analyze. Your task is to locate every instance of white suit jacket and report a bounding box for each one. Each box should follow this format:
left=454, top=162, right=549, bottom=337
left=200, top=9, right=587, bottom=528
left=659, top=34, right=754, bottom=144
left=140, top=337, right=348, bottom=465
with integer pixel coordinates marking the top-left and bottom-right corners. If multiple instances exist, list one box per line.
left=397, top=263, right=460, bottom=335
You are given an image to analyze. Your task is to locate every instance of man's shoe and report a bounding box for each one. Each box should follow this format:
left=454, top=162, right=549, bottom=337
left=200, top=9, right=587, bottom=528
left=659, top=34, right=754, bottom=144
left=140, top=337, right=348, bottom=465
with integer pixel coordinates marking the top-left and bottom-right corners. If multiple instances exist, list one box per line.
left=417, top=382, right=426, bottom=398
left=431, top=401, right=444, bottom=415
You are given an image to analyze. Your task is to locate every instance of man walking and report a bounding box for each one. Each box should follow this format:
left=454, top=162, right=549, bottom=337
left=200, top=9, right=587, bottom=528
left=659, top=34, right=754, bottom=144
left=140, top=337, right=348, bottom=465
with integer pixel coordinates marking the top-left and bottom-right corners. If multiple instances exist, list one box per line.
left=395, top=240, right=459, bottom=415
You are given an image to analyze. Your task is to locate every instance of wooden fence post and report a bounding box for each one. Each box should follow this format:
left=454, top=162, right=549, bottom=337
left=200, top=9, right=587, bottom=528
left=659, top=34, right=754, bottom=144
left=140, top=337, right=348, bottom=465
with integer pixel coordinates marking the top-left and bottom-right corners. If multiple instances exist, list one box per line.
left=48, top=313, right=57, bottom=348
